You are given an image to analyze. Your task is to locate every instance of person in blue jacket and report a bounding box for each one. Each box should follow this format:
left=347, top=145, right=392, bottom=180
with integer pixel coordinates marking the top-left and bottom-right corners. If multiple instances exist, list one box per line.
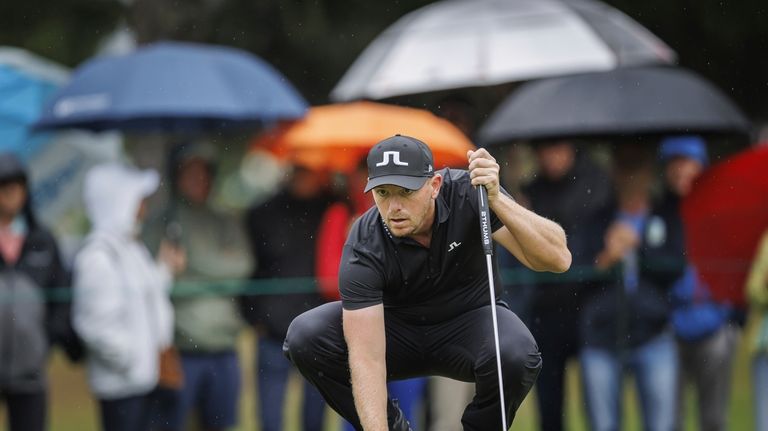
left=660, top=136, right=743, bottom=431
left=580, top=142, right=681, bottom=431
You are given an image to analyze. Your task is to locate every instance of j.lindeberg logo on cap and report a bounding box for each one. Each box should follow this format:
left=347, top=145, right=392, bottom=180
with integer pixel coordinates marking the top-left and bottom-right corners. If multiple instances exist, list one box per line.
left=363, top=135, right=435, bottom=193
left=376, top=151, right=409, bottom=167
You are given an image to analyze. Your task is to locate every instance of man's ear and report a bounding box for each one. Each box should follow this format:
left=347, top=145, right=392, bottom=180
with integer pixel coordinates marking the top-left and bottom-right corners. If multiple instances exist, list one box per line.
left=430, top=174, right=443, bottom=199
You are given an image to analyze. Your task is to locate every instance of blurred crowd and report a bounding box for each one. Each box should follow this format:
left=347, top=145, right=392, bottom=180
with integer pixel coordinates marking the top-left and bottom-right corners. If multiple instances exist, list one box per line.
left=0, top=123, right=766, bottom=431
left=2, top=0, right=767, bottom=427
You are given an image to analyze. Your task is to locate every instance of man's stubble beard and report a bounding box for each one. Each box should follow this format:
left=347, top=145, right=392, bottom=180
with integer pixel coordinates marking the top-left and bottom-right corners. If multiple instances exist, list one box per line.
left=387, top=198, right=433, bottom=239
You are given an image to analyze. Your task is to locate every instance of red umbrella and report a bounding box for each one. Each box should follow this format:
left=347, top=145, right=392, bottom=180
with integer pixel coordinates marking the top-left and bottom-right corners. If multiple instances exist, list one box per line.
left=682, top=144, right=768, bottom=307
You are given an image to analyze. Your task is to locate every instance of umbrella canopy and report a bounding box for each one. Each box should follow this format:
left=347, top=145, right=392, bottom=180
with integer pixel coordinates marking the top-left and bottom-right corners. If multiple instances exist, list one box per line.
left=331, top=0, right=675, bottom=101
left=254, top=101, right=475, bottom=173
left=479, top=66, right=751, bottom=145
left=0, top=47, right=67, bottom=159
left=681, top=145, right=768, bottom=307
left=34, top=41, right=307, bottom=132
left=0, top=47, right=121, bottom=233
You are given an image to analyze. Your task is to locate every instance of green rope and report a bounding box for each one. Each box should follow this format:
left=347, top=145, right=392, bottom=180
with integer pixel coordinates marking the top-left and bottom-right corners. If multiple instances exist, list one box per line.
left=0, top=264, right=631, bottom=303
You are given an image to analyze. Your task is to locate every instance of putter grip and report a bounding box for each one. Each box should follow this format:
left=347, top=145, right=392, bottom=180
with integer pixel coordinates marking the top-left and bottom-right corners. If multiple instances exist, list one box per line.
left=478, top=186, right=493, bottom=256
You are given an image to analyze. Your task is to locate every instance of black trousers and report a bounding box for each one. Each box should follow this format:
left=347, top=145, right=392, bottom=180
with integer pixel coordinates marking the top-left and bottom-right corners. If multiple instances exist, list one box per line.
left=99, top=389, right=170, bottom=431
left=529, top=306, right=582, bottom=431
left=2, top=390, right=46, bottom=431
left=284, top=301, right=542, bottom=431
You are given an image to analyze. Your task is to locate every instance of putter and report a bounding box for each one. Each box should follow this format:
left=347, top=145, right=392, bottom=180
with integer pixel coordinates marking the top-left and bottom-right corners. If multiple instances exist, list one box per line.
left=477, top=185, right=508, bottom=431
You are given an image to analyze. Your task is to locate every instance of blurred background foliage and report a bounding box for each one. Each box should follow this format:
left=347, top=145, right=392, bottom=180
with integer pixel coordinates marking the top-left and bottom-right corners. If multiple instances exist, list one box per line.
left=1, top=0, right=766, bottom=118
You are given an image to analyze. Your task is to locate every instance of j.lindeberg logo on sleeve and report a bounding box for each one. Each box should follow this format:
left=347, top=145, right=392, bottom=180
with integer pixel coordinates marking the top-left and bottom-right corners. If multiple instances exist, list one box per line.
left=448, top=241, right=462, bottom=252
left=376, top=151, right=409, bottom=167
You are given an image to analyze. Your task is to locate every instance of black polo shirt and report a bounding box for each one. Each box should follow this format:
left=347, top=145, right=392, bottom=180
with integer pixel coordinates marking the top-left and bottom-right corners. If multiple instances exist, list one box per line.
left=339, top=168, right=506, bottom=324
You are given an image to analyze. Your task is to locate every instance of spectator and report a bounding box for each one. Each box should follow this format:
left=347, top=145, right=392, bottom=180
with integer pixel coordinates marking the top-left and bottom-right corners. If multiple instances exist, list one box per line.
left=516, top=140, right=612, bottom=431
left=146, top=141, right=252, bottom=431
left=660, top=136, right=742, bottom=431
left=581, top=143, right=680, bottom=431
left=73, top=163, right=185, bottom=431
left=240, top=164, right=332, bottom=431
left=746, top=228, right=768, bottom=431
left=0, top=153, right=77, bottom=431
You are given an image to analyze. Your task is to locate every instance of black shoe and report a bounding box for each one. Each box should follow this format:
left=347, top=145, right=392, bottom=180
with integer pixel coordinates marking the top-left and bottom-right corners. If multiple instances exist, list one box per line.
left=388, top=399, right=413, bottom=431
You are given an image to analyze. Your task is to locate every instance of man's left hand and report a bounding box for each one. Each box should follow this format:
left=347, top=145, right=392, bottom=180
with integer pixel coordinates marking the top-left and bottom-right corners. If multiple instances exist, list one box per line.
left=467, top=149, right=501, bottom=203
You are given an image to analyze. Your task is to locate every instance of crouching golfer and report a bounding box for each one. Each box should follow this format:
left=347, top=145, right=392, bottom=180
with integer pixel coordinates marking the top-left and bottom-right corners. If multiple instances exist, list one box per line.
left=284, top=135, right=571, bottom=430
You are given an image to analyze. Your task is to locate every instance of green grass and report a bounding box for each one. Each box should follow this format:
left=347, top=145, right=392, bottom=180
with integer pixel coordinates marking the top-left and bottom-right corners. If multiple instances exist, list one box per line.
left=2, top=330, right=754, bottom=430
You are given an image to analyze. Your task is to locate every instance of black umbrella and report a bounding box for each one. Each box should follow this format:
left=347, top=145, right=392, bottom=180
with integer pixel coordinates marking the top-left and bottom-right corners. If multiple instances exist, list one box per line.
left=478, top=66, right=751, bottom=145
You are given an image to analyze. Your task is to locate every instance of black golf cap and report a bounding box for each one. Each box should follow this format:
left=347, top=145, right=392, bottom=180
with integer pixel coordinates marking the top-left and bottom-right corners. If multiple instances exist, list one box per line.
left=365, top=134, right=435, bottom=193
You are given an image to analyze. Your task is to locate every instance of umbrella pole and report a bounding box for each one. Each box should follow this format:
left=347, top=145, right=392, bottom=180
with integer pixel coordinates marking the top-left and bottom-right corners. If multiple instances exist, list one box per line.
left=477, top=186, right=508, bottom=431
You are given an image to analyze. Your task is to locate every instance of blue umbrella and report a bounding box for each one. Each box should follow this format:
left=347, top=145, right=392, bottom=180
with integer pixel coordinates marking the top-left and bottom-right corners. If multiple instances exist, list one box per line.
left=34, top=41, right=308, bottom=132
left=0, top=47, right=121, bottom=229
left=0, top=47, right=67, bottom=160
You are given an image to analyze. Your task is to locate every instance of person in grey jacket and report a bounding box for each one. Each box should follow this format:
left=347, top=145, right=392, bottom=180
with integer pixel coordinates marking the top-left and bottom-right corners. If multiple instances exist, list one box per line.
left=0, top=152, right=75, bottom=431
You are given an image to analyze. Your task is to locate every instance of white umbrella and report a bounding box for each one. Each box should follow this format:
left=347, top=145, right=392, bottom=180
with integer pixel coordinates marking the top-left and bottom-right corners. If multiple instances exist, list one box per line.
left=331, top=0, right=676, bottom=101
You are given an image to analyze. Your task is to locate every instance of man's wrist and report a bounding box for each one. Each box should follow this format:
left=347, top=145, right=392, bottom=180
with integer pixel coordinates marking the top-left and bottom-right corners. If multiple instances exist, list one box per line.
left=488, top=189, right=511, bottom=212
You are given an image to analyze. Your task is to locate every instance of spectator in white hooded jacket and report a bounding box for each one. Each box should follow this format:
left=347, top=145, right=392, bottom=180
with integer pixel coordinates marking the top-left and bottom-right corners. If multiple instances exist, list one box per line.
left=73, top=163, right=185, bottom=431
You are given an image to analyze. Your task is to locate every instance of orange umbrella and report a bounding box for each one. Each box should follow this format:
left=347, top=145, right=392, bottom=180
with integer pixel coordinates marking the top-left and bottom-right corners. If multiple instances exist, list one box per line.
left=254, top=101, right=475, bottom=173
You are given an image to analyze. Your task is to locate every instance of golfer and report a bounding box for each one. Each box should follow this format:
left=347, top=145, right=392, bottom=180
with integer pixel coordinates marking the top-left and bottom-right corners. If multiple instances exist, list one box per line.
left=284, top=135, right=571, bottom=430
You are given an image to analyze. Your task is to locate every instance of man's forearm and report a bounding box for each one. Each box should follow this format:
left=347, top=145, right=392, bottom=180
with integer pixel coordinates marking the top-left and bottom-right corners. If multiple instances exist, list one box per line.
left=349, top=353, right=388, bottom=430
left=491, top=193, right=571, bottom=272
left=343, top=305, right=389, bottom=430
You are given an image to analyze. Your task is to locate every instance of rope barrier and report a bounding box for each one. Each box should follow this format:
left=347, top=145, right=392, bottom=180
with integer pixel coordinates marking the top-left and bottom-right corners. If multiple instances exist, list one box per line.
left=0, top=264, right=645, bottom=302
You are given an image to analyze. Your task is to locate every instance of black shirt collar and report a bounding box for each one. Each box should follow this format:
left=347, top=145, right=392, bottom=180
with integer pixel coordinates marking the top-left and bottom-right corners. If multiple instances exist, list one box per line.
left=436, top=190, right=450, bottom=224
